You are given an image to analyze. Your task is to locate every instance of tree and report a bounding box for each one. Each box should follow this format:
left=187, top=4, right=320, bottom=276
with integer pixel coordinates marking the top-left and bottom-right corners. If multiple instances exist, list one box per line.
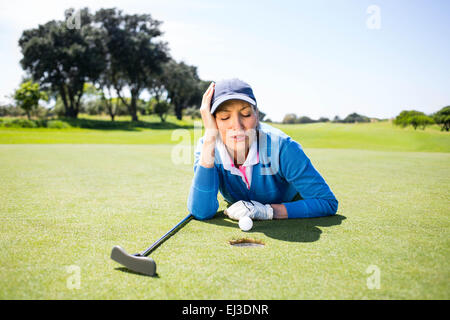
left=394, top=110, right=434, bottom=129
left=184, top=106, right=201, bottom=119
left=162, top=60, right=202, bottom=120
left=80, top=83, right=104, bottom=115
left=433, top=106, right=450, bottom=131
left=332, top=115, right=341, bottom=123
left=188, top=80, right=211, bottom=109
left=342, top=112, right=370, bottom=123
left=393, top=110, right=424, bottom=128
left=282, top=113, right=297, bottom=124
left=18, top=8, right=106, bottom=118
left=297, top=116, right=316, bottom=124
left=94, top=8, right=170, bottom=121
left=93, top=23, right=121, bottom=121
left=14, top=81, right=48, bottom=119
left=100, top=92, right=119, bottom=122
left=409, top=114, right=434, bottom=130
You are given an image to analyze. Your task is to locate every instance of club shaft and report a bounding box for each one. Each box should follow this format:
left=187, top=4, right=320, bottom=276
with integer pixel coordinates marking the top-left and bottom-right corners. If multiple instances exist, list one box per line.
left=140, top=213, right=193, bottom=257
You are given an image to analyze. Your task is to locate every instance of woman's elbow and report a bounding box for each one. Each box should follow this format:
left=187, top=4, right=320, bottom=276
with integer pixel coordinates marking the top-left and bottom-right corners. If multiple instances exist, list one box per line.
left=188, top=200, right=218, bottom=221
left=328, top=198, right=339, bottom=215
left=191, top=208, right=217, bottom=221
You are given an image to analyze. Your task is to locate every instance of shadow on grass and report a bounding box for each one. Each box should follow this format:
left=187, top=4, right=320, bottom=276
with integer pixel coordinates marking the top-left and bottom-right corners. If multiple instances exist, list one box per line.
left=203, top=211, right=346, bottom=243
left=114, top=267, right=160, bottom=278
left=61, top=117, right=194, bottom=131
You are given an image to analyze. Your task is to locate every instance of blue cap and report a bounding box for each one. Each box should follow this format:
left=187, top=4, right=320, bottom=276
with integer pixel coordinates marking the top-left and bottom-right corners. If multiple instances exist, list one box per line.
left=211, top=78, right=257, bottom=114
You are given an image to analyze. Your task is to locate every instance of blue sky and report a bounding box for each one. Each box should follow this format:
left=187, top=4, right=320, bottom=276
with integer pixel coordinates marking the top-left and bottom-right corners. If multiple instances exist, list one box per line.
left=1, top=0, right=449, bottom=121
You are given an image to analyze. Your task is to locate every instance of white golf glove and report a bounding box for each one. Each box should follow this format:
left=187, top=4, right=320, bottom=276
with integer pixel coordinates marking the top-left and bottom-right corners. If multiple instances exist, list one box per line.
left=224, top=200, right=273, bottom=221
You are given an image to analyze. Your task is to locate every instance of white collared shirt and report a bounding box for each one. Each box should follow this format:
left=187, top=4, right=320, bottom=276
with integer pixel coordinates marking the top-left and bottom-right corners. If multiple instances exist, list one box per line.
left=216, top=136, right=259, bottom=189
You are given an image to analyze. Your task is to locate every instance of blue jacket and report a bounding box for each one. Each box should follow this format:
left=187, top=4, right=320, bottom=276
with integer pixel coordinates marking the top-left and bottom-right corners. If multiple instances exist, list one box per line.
left=187, top=123, right=338, bottom=220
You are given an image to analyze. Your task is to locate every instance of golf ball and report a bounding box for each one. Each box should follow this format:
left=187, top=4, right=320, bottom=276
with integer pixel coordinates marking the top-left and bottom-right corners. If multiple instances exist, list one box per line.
left=239, top=216, right=253, bottom=231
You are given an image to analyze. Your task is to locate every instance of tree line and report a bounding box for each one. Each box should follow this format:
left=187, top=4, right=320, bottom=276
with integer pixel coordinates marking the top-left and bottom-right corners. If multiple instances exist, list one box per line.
left=14, top=7, right=210, bottom=122
left=8, top=7, right=450, bottom=131
left=393, top=108, right=449, bottom=131
left=281, top=107, right=449, bottom=131
left=282, top=112, right=373, bottom=124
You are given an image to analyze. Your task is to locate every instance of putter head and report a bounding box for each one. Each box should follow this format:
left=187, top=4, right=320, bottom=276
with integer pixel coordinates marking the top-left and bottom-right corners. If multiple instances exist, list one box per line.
left=111, top=245, right=157, bottom=276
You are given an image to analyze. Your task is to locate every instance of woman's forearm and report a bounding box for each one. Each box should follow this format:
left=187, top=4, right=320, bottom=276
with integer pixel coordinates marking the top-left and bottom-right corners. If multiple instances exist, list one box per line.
left=187, top=163, right=220, bottom=220
left=282, top=198, right=338, bottom=219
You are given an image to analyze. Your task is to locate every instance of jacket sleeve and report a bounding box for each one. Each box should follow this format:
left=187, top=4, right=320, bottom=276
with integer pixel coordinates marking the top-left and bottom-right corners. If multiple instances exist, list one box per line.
left=187, top=138, right=219, bottom=220
left=279, top=139, right=338, bottom=218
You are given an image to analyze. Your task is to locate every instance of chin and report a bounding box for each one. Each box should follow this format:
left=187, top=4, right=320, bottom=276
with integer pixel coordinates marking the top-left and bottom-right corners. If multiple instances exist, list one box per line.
left=226, top=140, right=248, bottom=161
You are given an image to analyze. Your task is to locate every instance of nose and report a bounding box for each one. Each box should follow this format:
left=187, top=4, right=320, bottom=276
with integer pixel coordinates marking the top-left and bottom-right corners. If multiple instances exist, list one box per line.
left=229, top=114, right=244, bottom=131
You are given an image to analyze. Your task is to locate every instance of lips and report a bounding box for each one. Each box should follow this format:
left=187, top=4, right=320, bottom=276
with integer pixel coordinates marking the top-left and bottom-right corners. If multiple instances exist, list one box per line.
left=231, top=135, right=246, bottom=142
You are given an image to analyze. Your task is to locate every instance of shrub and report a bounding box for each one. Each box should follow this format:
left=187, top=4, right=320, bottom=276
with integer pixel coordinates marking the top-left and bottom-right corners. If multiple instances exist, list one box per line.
left=34, top=119, right=48, bottom=128
left=433, top=106, right=450, bottom=131
left=2, top=119, right=38, bottom=128
left=0, top=118, right=71, bottom=128
left=0, top=105, right=25, bottom=117
left=394, top=110, right=434, bottom=130
left=47, top=120, right=71, bottom=129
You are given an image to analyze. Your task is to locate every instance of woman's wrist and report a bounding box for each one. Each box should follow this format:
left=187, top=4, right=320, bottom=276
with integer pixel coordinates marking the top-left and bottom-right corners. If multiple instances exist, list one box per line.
left=199, top=136, right=216, bottom=168
left=270, top=204, right=288, bottom=219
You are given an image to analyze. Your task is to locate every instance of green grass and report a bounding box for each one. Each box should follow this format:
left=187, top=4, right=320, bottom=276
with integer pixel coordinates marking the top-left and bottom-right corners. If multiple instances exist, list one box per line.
left=275, top=121, right=450, bottom=153
left=1, top=116, right=449, bottom=153
left=0, top=116, right=449, bottom=299
left=0, top=145, right=449, bottom=299
left=0, top=115, right=196, bottom=144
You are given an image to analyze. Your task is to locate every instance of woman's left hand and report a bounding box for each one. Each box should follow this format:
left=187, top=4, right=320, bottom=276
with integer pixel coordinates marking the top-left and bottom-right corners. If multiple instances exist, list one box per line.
left=224, top=200, right=273, bottom=220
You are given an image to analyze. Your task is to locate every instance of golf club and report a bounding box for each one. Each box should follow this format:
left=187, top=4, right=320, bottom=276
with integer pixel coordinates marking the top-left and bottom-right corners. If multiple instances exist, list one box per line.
left=111, top=213, right=193, bottom=276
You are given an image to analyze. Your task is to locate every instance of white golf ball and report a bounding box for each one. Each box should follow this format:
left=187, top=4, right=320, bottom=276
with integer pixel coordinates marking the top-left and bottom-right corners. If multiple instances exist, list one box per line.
left=239, top=216, right=253, bottom=231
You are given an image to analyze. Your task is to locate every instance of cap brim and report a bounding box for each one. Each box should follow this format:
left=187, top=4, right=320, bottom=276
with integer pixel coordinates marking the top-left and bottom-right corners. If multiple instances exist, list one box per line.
left=211, top=94, right=256, bottom=114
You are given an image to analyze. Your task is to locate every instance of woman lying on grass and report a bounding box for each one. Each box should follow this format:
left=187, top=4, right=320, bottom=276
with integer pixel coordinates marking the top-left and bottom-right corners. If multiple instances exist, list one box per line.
left=187, top=78, right=338, bottom=221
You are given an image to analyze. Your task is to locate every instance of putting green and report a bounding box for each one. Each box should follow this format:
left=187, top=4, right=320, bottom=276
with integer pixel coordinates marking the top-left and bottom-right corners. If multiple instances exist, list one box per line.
left=0, top=144, right=448, bottom=299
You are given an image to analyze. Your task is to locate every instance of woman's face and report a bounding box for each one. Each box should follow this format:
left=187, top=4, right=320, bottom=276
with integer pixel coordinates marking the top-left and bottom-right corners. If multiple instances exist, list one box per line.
left=214, top=99, right=259, bottom=163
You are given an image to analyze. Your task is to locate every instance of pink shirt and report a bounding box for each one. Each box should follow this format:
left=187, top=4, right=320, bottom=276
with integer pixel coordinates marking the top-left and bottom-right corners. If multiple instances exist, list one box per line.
left=216, top=137, right=259, bottom=189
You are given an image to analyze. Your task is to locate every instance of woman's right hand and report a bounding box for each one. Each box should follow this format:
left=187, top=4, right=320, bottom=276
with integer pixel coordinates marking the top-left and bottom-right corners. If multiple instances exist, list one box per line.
left=198, top=82, right=217, bottom=168
left=200, top=82, right=218, bottom=133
